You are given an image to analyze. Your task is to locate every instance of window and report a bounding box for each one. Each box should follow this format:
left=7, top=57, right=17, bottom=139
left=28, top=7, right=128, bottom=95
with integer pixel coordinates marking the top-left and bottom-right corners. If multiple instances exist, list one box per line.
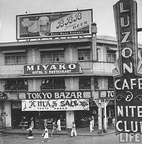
left=4, top=79, right=28, bottom=91
left=41, top=51, right=64, bottom=63
left=41, top=78, right=65, bottom=90
left=5, top=53, right=27, bottom=65
left=94, top=77, right=99, bottom=90
left=108, top=77, right=114, bottom=90
left=79, top=77, right=91, bottom=89
left=78, top=50, right=90, bottom=61
left=107, top=51, right=116, bottom=62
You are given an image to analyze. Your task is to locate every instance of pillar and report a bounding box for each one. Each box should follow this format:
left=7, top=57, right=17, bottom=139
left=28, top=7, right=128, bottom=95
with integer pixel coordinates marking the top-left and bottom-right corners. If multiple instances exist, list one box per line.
left=103, top=100, right=108, bottom=133
left=4, top=101, right=11, bottom=129
left=66, top=111, right=74, bottom=129
left=98, top=100, right=102, bottom=134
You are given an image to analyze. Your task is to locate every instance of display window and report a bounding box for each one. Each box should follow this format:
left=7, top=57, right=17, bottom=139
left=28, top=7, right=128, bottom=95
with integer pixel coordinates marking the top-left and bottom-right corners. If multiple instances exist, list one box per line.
left=75, top=107, right=98, bottom=128
left=11, top=101, right=66, bottom=129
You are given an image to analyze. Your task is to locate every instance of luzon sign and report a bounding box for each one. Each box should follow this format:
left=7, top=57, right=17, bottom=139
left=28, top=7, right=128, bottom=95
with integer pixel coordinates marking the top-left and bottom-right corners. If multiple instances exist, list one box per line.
left=113, top=0, right=142, bottom=134
left=24, top=63, right=82, bottom=75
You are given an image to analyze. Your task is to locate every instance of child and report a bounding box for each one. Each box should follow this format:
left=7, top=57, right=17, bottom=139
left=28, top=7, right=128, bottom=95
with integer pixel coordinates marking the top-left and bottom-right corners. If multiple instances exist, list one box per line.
left=42, top=127, right=50, bottom=143
left=71, top=122, right=77, bottom=137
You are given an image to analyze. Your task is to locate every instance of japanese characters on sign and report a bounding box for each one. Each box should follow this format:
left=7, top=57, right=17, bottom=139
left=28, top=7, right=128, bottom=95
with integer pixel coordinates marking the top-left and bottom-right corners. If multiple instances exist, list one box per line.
left=16, top=9, right=92, bottom=39
left=19, top=91, right=91, bottom=111
left=24, top=63, right=82, bottom=75
left=22, top=99, right=89, bottom=111
left=113, top=0, right=142, bottom=133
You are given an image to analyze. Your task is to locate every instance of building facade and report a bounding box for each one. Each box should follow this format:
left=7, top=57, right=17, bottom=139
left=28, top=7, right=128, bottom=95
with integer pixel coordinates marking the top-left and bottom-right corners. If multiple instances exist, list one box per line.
left=0, top=8, right=142, bottom=131
left=0, top=34, right=142, bottom=131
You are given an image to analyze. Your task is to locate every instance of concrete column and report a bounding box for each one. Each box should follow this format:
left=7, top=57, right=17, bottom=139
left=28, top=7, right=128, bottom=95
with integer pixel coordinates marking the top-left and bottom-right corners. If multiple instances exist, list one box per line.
left=98, top=100, right=102, bottom=134
left=103, top=100, right=108, bottom=133
left=4, top=101, right=11, bottom=128
left=66, top=111, right=74, bottom=129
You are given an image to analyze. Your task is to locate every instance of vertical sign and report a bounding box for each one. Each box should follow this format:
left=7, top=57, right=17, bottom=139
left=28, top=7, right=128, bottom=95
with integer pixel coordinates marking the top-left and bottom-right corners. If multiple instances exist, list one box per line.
left=113, top=0, right=142, bottom=134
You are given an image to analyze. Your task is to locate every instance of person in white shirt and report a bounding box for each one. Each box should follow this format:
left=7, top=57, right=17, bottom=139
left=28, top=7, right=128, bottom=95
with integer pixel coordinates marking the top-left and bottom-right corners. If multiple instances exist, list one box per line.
left=71, top=122, right=77, bottom=137
left=57, top=118, right=61, bottom=132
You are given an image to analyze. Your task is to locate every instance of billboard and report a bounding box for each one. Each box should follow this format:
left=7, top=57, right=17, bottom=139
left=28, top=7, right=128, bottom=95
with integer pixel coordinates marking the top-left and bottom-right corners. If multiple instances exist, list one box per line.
left=16, top=9, right=92, bottom=39
left=113, top=0, right=142, bottom=134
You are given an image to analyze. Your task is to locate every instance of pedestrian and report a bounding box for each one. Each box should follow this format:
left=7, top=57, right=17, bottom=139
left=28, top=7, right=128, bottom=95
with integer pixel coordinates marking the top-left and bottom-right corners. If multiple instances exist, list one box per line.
left=57, top=118, right=61, bottom=132
left=71, top=122, right=77, bottom=137
left=89, top=116, right=94, bottom=133
left=42, top=126, right=50, bottom=143
left=51, top=119, right=57, bottom=136
left=112, top=117, right=115, bottom=127
left=27, top=117, right=34, bottom=139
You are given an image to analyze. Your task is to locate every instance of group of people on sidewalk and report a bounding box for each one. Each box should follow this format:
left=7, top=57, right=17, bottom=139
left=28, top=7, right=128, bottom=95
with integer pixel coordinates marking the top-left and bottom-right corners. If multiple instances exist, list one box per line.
left=26, top=117, right=77, bottom=142
left=26, top=115, right=114, bottom=142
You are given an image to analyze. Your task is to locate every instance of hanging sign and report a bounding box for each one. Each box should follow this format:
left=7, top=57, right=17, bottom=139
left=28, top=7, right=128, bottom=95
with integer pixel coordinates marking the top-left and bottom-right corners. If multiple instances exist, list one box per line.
left=22, top=99, right=89, bottom=111
left=113, top=0, right=142, bottom=134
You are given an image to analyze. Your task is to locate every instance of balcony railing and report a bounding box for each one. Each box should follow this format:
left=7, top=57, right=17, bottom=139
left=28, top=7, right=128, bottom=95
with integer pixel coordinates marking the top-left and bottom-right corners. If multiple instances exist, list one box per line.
left=0, top=65, right=24, bottom=75
left=93, top=62, right=115, bottom=76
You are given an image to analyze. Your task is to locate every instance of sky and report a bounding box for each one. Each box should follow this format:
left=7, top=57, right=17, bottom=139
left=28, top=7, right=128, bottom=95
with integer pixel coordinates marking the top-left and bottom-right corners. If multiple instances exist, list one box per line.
left=0, top=0, right=142, bottom=43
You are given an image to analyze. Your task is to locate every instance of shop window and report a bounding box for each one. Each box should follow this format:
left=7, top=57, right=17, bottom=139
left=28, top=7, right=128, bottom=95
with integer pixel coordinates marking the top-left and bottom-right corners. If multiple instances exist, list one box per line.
left=5, top=53, right=27, bottom=65
left=94, top=77, right=99, bottom=90
left=78, top=50, right=90, bottom=61
left=108, top=77, right=114, bottom=90
left=79, top=77, right=91, bottom=89
left=107, top=51, right=116, bottom=62
left=41, top=78, right=65, bottom=90
left=4, top=79, right=28, bottom=91
left=41, top=51, right=64, bottom=63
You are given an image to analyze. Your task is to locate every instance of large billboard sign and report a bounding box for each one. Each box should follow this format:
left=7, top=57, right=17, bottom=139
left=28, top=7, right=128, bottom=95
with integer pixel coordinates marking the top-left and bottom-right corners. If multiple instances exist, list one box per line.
left=16, top=9, right=92, bottom=39
left=113, top=0, right=142, bottom=134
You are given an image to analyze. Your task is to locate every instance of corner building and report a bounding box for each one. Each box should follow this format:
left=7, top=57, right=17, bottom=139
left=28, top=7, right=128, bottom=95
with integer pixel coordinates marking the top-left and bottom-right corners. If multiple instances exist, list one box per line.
left=0, top=34, right=120, bottom=130
left=0, top=14, right=142, bottom=130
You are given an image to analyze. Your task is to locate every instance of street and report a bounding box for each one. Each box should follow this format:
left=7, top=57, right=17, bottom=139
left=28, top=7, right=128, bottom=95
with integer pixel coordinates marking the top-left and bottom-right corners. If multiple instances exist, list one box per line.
left=0, top=133, right=141, bottom=144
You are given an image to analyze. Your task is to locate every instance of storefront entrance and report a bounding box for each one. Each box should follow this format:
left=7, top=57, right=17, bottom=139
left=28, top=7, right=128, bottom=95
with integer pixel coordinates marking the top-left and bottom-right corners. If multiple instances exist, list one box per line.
left=74, top=107, right=98, bottom=128
left=11, top=102, right=66, bottom=130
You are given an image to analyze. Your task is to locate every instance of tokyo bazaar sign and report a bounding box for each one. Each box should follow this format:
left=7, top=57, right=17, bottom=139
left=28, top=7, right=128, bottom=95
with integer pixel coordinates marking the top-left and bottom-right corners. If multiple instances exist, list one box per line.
left=113, top=0, right=142, bottom=134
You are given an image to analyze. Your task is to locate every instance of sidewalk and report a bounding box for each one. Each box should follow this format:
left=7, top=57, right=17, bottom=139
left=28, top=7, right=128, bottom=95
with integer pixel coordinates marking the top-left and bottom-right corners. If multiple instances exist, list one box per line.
left=3, top=126, right=115, bottom=136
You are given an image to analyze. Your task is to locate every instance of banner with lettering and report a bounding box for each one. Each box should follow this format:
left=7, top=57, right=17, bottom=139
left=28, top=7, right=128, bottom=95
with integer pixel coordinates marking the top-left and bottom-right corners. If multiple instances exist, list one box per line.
left=22, top=99, right=89, bottom=111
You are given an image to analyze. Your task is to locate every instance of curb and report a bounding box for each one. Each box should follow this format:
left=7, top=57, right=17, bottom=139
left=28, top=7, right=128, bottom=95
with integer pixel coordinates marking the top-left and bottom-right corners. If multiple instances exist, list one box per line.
left=2, top=131, right=115, bottom=137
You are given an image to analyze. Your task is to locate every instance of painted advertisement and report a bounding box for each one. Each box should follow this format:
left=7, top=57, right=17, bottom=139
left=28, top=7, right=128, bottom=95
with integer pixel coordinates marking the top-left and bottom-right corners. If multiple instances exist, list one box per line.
left=113, top=0, right=142, bottom=134
left=24, top=63, right=82, bottom=75
left=22, top=99, right=89, bottom=111
left=16, top=9, right=92, bottom=39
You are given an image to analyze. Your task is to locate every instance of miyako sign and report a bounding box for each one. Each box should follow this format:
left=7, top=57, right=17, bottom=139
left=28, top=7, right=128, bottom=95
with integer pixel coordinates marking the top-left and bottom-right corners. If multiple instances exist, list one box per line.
left=24, top=63, right=82, bottom=75
left=113, top=0, right=142, bottom=134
